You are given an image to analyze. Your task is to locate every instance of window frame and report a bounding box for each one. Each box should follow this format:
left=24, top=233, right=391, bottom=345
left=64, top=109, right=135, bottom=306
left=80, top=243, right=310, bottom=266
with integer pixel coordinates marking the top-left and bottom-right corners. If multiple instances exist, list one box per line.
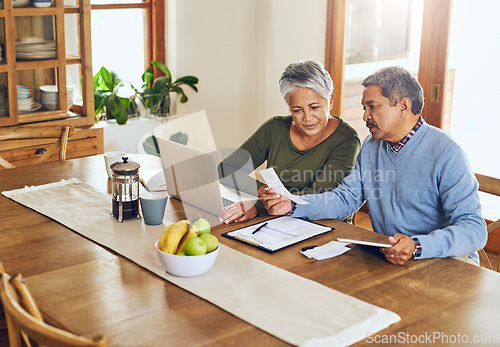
left=325, top=0, right=452, bottom=128
left=90, top=0, right=165, bottom=79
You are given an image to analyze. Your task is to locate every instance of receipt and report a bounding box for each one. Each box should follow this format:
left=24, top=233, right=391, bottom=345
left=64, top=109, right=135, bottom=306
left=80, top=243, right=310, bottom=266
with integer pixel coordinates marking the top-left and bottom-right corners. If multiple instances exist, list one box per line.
left=259, top=168, right=309, bottom=205
left=301, top=241, right=351, bottom=260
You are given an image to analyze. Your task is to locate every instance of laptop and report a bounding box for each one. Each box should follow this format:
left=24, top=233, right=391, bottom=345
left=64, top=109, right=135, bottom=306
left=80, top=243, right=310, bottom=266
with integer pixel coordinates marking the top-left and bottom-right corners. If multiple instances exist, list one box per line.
left=156, top=137, right=256, bottom=216
left=153, top=110, right=217, bottom=153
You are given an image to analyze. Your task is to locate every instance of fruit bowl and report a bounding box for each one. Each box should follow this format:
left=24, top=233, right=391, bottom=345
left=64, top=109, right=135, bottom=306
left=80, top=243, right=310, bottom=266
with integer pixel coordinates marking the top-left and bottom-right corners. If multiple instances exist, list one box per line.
left=155, top=241, right=219, bottom=277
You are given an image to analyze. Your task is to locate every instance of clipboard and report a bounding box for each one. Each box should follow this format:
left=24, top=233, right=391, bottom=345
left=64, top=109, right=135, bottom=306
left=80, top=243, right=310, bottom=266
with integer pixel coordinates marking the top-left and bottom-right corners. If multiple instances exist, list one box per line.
left=222, top=216, right=334, bottom=253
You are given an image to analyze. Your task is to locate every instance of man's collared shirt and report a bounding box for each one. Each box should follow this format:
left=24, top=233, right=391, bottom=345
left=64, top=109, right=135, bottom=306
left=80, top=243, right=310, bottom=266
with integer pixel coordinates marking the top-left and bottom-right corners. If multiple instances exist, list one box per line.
left=389, top=116, right=424, bottom=154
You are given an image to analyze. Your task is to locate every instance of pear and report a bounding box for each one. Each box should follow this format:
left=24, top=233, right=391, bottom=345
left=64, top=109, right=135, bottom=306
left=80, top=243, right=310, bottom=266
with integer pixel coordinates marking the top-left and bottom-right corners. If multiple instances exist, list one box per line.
left=200, top=233, right=218, bottom=253
left=193, top=217, right=211, bottom=235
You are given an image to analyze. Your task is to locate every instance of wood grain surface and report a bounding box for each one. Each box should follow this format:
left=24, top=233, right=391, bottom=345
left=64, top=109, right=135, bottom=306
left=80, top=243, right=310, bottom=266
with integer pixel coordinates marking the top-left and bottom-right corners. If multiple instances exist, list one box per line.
left=1, top=155, right=499, bottom=346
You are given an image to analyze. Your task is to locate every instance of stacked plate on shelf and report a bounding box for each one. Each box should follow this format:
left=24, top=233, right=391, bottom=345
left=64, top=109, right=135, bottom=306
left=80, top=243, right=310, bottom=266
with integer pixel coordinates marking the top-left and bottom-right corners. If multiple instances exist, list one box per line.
left=40, top=85, right=74, bottom=111
left=17, top=85, right=42, bottom=114
left=15, top=38, right=57, bottom=60
left=0, top=85, right=42, bottom=115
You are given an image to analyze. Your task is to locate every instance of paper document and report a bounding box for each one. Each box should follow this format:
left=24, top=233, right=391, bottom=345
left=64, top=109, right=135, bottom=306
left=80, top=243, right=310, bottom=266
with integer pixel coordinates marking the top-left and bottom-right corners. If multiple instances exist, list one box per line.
left=301, top=241, right=351, bottom=260
left=222, top=216, right=332, bottom=253
left=145, top=171, right=167, bottom=192
left=259, top=168, right=308, bottom=205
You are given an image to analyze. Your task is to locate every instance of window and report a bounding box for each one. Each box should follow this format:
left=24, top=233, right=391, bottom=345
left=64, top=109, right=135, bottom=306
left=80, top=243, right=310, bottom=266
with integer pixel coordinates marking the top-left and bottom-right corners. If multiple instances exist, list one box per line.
left=445, top=0, right=500, bottom=220
left=345, top=0, right=413, bottom=65
left=325, top=0, right=499, bottom=220
left=326, top=0, right=424, bottom=142
left=90, top=0, right=165, bottom=89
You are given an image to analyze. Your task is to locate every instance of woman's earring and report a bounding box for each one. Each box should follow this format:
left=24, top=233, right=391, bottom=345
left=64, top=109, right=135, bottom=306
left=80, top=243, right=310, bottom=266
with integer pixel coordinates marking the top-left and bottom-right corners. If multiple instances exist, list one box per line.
left=292, top=120, right=296, bottom=126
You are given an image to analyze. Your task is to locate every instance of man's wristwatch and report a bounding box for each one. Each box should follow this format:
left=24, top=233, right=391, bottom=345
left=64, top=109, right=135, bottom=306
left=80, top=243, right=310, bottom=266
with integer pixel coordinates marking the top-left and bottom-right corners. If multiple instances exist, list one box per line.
left=411, top=237, right=422, bottom=260
left=286, top=201, right=297, bottom=216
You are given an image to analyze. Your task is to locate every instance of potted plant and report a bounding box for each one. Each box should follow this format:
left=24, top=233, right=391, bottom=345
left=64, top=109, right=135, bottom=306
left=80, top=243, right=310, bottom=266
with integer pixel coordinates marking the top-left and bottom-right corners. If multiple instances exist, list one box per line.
left=138, top=61, right=199, bottom=117
left=93, top=67, right=136, bottom=125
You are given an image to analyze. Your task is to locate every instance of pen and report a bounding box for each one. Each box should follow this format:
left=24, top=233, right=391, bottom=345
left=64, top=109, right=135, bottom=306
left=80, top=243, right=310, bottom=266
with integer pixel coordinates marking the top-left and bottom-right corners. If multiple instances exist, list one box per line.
left=252, top=222, right=268, bottom=235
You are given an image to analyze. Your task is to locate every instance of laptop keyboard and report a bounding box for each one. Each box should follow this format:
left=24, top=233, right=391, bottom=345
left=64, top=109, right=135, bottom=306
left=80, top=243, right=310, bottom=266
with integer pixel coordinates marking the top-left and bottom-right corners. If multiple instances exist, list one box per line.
left=222, top=197, right=234, bottom=208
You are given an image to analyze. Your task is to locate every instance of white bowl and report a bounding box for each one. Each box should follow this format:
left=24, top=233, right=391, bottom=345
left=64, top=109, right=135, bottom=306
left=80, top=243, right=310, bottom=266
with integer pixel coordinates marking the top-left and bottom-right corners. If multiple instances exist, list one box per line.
left=33, top=1, right=53, bottom=8
left=155, top=241, right=219, bottom=277
left=18, top=99, right=34, bottom=110
left=13, top=0, right=30, bottom=7
left=17, top=92, right=31, bottom=99
left=39, top=85, right=74, bottom=93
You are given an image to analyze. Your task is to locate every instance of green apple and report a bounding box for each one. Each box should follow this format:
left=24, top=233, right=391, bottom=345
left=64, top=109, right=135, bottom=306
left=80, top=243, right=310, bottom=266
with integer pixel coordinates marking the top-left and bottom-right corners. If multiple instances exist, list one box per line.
left=199, top=234, right=218, bottom=253
left=193, top=217, right=211, bottom=235
left=184, top=237, right=207, bottom=256
left=175, top=251, right=186, bottom=256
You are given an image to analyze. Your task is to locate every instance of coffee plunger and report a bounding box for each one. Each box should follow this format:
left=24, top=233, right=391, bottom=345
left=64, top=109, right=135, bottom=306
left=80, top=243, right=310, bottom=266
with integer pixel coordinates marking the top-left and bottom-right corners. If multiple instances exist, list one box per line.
left=110, top=157, right=140, bottom=222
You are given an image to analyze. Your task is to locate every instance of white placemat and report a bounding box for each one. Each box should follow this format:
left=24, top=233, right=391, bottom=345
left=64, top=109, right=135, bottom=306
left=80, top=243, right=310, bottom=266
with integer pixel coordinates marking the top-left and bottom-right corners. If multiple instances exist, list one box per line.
left=2, top=178, right=400, bottom=346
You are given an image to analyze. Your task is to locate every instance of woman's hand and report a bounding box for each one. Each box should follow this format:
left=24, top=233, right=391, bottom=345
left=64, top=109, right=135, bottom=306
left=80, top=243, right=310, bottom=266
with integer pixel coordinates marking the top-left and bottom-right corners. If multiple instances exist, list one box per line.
left=261, top=188, right=293, bottom=215
left=257, top=184, right=269, bottom=198
left=218, top=200, right=257, bottom=224
left=380, top=233, right=416, bottom=265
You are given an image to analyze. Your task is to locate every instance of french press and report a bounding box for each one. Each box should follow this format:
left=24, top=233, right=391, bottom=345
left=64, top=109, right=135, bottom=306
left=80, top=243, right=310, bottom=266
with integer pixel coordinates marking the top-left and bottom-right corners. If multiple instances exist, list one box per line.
left=110, top=157, right=141, bottom=222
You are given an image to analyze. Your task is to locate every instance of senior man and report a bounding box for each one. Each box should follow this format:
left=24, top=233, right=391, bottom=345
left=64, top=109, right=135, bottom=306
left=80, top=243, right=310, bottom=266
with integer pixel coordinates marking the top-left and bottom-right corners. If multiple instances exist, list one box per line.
left=262, top=66, right=487, bottom=265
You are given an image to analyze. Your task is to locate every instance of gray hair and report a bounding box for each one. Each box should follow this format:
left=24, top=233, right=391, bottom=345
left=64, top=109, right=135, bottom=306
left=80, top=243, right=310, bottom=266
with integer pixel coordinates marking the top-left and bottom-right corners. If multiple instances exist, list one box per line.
left=279, top=60, right=334, bottom=103
left=362, top=66, right=424, bottom=115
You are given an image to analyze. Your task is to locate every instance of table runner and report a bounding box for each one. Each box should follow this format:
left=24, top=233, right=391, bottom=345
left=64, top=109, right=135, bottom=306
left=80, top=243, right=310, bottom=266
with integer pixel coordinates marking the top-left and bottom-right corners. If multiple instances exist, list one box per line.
left=2, top=178, right=400, bottom=346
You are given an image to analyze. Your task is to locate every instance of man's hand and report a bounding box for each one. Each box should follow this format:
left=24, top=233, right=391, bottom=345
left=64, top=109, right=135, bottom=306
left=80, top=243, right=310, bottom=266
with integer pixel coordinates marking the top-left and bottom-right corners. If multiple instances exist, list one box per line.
left=218, top=200, right=257, bottom=224
left=380, top=233, right=416, bottom=265
left=261, top=188, right=293, bottom=216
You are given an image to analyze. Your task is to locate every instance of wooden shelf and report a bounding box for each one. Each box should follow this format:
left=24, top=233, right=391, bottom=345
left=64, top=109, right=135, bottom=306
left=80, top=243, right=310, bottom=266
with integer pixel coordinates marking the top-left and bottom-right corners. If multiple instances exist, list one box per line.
left=0, top=5, right=82, bottom=16
left=14, top=60, right=60, bottom=70
left=66, top=54, right=81, bottom=64
left=64, top=6, right=80, bottom=14
left=12, top=7, right=58, bottom=16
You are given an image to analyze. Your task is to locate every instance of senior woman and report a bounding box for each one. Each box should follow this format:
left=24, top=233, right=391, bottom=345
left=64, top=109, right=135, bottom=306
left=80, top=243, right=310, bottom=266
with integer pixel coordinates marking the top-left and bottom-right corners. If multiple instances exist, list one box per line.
left=218, top=60, right=360, bottom=224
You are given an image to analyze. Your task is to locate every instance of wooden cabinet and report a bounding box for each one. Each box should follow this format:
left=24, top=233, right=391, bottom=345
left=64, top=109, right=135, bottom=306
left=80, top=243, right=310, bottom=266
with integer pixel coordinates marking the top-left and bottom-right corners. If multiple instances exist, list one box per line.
left=0, top=126, right=103, bottom=168
left=0, top=0, right=93, bottom=127
left=0, top=0, right=102, bottom=165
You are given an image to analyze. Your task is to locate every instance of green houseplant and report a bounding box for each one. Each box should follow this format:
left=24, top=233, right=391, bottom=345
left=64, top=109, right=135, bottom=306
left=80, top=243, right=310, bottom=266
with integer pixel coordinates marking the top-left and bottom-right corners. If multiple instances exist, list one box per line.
left=138, top=61, right=199, bottom=117
left=93, top=67, right=134, bottom=125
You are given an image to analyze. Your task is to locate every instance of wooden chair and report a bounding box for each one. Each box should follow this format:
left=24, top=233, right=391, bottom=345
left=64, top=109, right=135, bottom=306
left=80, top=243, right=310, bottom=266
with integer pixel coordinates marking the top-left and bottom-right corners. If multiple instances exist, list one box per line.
left=0, top=262, right=6, bottom=344
left=0, top=125, right=76, bottom=169
left=0, top=269, right=107, bottom=347
left=476, top=174, right=500, bottom=272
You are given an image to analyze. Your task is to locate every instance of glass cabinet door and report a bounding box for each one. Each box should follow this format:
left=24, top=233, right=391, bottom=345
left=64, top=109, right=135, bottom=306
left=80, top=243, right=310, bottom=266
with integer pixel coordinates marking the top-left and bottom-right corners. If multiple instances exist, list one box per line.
left=0, top=0, right=93, bottom=127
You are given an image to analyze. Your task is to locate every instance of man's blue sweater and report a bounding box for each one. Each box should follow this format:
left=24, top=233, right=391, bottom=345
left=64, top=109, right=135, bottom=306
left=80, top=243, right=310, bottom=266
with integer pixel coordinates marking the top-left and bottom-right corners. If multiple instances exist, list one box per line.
left=293, top=121, right=487, bottom=263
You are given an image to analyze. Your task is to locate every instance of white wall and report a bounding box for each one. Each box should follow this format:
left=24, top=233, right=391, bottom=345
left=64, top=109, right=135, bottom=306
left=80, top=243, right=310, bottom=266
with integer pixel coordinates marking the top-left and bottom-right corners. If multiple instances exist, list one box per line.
left=167, top=0, right=327, bottom=149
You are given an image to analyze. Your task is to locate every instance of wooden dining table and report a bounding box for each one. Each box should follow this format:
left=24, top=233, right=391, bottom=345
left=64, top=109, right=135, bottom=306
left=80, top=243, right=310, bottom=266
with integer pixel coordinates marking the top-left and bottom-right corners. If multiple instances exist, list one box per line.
left=1, top=154, right=500, bottom=346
